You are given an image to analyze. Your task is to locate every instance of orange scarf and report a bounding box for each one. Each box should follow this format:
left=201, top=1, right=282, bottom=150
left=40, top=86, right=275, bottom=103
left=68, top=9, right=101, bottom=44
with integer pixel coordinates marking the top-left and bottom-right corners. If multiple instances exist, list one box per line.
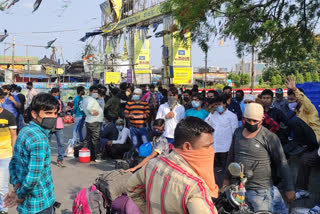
left=173, top=147, right=219, bottom=198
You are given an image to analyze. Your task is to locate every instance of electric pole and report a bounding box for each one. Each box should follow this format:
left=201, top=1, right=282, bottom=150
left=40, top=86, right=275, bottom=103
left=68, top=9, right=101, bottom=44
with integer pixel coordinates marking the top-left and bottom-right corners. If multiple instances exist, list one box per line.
left=12, top=36, right=15, bottom=71
left=250, top=46, right=255, bottom=93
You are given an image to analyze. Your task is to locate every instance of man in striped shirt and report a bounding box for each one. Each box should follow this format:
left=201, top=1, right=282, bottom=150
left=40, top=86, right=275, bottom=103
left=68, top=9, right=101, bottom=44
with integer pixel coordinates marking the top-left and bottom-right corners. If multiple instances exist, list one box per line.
left=125, top=88, right=150, bottom=154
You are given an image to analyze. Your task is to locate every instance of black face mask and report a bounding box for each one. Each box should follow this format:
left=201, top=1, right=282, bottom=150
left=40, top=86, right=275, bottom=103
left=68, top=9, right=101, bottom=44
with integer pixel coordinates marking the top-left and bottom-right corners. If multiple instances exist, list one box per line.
left=207, top=98, right=215, bottom=104
left=36, top=117, right=57, bottom=130
left=236, top=96, right=243, bottom=102
left=153, top=130, right=163, bottom=137
left=183, top=97, right=189, bottom=102
left=244, top=121, right=259, bottom=133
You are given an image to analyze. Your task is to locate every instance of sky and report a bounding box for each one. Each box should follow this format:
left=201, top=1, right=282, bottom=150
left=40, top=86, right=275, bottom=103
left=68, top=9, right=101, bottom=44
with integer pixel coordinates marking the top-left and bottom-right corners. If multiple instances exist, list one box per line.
left=0, top=0, right=251, bottom=70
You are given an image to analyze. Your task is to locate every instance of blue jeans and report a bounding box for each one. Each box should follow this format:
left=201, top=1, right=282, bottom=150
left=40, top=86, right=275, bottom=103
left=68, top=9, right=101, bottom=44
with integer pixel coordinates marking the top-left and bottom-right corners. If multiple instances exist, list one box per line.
left=72, top=117, right=85, bottom=143
left=18, top=114, right=24, bottom=131
left=0, top=158, right=11, bottom=212
left=166, top=137, right=174, bottom=145
left=36, top=206, right=55, bottom=214
left=49, top=129, right=65, bottom=161
left=130, top=126, right=149, bottom=152
left=246, top=188, right=272, bottom=212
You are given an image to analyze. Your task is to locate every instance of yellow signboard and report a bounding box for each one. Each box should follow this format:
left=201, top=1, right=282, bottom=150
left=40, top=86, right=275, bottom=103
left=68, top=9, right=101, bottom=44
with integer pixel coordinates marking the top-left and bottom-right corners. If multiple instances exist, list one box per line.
left=56, top=68, right=64, bottom=75
left=172, top=32, right=191, bottom=67
left=135, top=70, right=151, bottom=74
left=134, top=30, right=150, bottom=70
left=0, top=65, right=23, bottom=70
left=172, top=67, right=193, bottom=85
left=105, top=72, right=121, bottom=84
left=46, top=67, right=54, bottom=75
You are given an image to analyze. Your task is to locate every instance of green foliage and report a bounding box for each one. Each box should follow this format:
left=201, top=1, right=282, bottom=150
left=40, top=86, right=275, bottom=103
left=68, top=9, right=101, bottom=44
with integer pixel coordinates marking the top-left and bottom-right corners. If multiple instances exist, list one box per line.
left=305, top=72, right=312, bottom=82
left=312, top=72, right=320, bottom=82
left=259, top=77, right=264, bottom=85
left=227, top=72, right=250, bottom=87
left=296, top=72, right=305, bottom=84
left=270, top=74, right=283, bottom=86
left=163, top=0, right=320, bottom=70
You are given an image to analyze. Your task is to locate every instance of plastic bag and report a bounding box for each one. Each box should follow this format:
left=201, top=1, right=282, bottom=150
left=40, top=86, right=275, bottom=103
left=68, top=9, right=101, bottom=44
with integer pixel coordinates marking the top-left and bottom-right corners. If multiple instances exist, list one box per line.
left=66, top=139, right=75, bottom=158
left=139, top=142, right=152, bottom=157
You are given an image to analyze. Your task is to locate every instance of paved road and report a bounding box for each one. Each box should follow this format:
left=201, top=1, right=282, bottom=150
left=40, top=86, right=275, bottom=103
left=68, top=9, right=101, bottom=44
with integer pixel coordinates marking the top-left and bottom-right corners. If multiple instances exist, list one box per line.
left=9, top=123, right=114, bottom=214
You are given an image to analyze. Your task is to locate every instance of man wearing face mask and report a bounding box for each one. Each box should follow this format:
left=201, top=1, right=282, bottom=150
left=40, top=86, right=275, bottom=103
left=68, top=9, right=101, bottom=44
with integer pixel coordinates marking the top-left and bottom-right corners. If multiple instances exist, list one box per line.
left=4, top=93, right=59, bottom=213
left=185, top=94, right=209, bottom=120
left=285, top=77, right=320, bottom=204
left=182, top=89, right=192, bottom=110
left=0, top=88, right=17, bottom=214
left=204, top=90, right=219, bottom=113
left=156, top=86, right=185, bottom=144
left=224, top=103, right=295, bottom=212
left=72, top=86, right=85, bottom=144
left=105, top=119, right=131, bottom=159
left=205, top=95, right=238, bottom=187
left=223, top=86, right=242, bottom=122
left=26, top=82, right=38, bottom=108
left=83, top=85, right=104, bottom=162
left=273, top=88, right=289, bottom=116
left=127, top=117, right=218, bottom=214
left=125, top=88, right=150, bottom=154
left=126, top=119, right=169, bottom=172
left=49, top=88, right=66, bottom=167
left=235, top=90, right=245, bottom=115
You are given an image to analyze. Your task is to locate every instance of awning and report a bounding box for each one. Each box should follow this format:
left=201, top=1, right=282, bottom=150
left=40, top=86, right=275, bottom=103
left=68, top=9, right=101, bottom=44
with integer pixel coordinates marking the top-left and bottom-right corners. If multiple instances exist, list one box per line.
left=22, top=74, right=48, bottom=79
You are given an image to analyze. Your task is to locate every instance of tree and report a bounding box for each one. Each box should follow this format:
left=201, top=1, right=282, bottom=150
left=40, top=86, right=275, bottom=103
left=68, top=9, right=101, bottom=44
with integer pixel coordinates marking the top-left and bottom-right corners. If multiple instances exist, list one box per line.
left=270, top=74, right=282, bottom=86
left=163, top=0, right=320, bottom=71
left=312, top=72, right=320, bottom=82
left=296, top=72, right=305, bottom=84
left=240, top=73, right=250, bottom=86
left=305, top=72, right=312, bottom=82
left=259, top=77, right=264, bottom=85
left=228, top=73, right=241, bottom=87
left=81, top=44, right=97, bottom=59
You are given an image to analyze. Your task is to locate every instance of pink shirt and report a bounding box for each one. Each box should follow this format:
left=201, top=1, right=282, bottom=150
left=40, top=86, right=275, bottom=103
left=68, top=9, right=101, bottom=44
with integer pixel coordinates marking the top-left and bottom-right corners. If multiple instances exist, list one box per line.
left=26, top=88, right=38, bottom=107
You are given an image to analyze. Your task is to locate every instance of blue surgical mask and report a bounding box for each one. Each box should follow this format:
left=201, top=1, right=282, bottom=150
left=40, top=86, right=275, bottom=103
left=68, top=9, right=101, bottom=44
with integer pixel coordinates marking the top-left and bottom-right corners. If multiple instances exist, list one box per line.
left=132, top=95, right=140, bottom=101
left=54, top=96, right=59, bottom=100
left=216, top=105, right=225, bottom=113
left=289, top=102, right=297, bottom=111
left=91, top=93, right=98, bottom=99
left=116, top=125, right=124, bottom=131
left=191, top=101, right=201, bottom=108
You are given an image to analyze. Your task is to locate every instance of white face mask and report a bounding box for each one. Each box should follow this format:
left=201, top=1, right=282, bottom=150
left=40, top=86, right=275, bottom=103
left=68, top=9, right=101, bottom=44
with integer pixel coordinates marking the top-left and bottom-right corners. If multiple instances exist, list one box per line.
left=288, top=102, right=297, bottom=111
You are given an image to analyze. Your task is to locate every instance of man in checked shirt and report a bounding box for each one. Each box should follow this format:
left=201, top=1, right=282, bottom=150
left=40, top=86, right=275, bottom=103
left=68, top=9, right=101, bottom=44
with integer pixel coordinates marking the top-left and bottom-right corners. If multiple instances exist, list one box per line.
left=3, top=93, right=59, bottom=214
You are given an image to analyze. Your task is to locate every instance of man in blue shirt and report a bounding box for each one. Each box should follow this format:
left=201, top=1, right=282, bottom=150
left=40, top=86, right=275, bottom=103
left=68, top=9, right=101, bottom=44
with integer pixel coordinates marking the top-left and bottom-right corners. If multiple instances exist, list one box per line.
left=2, top=85, right=21, bottom=118
left=185, top=93, right=209, bottom=120
left=72, top=86, right=85, bottom=144
left=4, top=93, right=59, bottom=214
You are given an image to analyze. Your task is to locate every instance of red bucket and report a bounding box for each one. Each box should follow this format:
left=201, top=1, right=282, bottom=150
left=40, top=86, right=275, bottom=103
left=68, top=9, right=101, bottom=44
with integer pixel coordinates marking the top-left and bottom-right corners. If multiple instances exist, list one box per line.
left=79, top=148, right=90, bottom=163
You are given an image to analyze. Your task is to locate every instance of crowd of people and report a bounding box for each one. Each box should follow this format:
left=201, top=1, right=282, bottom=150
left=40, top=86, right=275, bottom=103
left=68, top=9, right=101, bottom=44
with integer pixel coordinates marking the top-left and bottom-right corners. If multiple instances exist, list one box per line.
left=1, top=77, right=320, bottom=213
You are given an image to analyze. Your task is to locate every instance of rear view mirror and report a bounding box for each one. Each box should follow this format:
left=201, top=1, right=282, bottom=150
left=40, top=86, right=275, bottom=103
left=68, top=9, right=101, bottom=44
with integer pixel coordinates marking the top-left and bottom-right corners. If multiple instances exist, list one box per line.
left=228, top=162, right=242, bottom=177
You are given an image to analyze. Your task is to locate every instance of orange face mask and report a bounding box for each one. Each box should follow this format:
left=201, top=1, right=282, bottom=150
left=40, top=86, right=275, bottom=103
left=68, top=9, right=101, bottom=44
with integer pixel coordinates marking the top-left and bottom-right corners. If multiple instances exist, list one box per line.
left=173, top=146, right=219, bottom=198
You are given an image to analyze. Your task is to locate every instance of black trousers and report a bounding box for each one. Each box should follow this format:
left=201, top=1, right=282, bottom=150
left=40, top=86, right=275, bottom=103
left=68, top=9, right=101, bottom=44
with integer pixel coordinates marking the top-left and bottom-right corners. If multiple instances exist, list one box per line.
left=296, top=149, right=320, bottom=190
left=84, top=122, right=101, bottom=160
left=288, top=117, right=318, bottom=150
left=106, top=143, right=132, bottom=159
left=214, top=152, right=229, bottom=188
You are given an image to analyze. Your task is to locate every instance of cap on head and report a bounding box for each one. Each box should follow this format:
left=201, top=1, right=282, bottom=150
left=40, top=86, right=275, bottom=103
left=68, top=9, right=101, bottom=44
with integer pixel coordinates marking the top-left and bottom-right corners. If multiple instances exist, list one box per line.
left=133, top=88, right=142, bottom=95
left=244, top=103, right=264, bottom=121
left=116, top=118, right=124, bottom=125
left=244, top=94, right=255, bottom=102
left=275, top=88, right=283, bottom=94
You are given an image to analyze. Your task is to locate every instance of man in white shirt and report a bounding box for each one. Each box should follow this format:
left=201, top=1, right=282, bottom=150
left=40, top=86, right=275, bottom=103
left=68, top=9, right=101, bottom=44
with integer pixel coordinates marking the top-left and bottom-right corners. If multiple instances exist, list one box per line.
left=107, top=119, right=131, bottom=159
left=205, top=95, right=238, bottom=183
left=156, top=87, right=185, bottom=144
left=26, top=82, right=38, bottom=108
left=82, top=85, right=104, bottom=162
